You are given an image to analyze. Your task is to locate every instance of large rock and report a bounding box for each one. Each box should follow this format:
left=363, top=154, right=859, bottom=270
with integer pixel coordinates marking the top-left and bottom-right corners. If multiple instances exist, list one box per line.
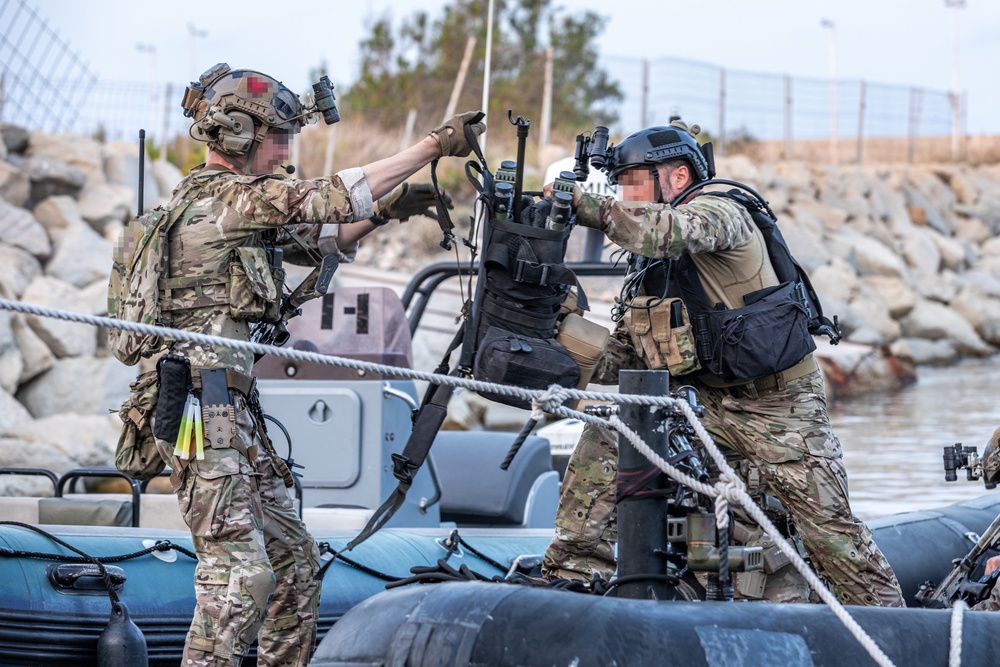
left=0, top=161, right=30, bottom=208
left=152, top=160, right=184, bottom=203
left=0, top=388, right=32, bottom=435
left=0, top=311, right=23, bottom=393
left=957, top=270, right=1000, bottom=299
left=810, top=258, right=858, bottom=304
left=910, top=268, right=963, bottom=304
left=860, top=276, right=916, bottom=319
left=835, top=229, right=907, bottom=279
left=20, top=276, right=98, bottom=357
left=4, top=414, right=122, bottom=467
left=0, top=245, right=42, bottom=299
left=0, top=198, right=51, bottom=258
left=27, top=132, right=105, bottom=188
left=103, top=141, right=159, bottom=204
left=76, top=183, right=134, bottom=231
left=16, top=356, right=134, bottom=419
left=45, top=220, right=114, bottom=288
left=900, top=227, right=941, bottom=275
left=926, top=228, right=969, bottom=271
left=0, top=124, right=30, bottom=154
left=814, top=342, right=915, bottom=399
left=31, top=195, right=84, bottom=242
left=950, top=288, right=1000, bottom=346
left=847, top=289, right=900, bottom=344
left=22, top=156, right=88, bottom=205
left=899, top=299, right=993, bottom=356
left=0, top=439, right=71, bottom=496
left=12, top=314, right=54, bottom=384
left=889, top=337, right=960, bottom=367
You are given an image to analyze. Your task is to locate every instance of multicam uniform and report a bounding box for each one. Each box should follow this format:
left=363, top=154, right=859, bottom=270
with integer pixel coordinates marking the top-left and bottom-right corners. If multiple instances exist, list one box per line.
left=543, top=192, right=905, bottom=608
left=145, top=162, right=372, bottom=667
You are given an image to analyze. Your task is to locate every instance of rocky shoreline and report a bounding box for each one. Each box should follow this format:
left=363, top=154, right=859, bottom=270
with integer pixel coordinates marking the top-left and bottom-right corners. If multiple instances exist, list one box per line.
left=1, top=125, right=999, bottom=494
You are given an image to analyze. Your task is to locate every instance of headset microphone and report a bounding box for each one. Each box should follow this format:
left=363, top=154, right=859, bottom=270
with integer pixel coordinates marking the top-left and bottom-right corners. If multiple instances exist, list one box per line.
left=279, top=164, right=296, bottom=174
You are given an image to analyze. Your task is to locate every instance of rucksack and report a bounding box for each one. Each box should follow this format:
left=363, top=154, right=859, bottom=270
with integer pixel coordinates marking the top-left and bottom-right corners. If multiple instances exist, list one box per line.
left=107, top=184, right=200, bottom=366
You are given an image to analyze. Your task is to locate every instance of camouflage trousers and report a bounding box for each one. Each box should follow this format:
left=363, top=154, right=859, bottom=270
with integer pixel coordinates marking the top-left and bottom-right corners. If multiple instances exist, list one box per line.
left=158, top=393, right=321, bottom=667
left=542, top=369, right=905, bottom=608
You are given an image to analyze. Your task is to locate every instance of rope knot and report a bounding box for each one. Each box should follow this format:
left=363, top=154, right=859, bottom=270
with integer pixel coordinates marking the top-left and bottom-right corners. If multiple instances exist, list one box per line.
left=531, top=384, right=571, bottom=420
left=714, top=473, right=745, bottom=529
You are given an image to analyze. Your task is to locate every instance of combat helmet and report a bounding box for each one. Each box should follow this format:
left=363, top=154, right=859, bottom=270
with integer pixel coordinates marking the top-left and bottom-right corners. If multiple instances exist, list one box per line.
left=603, top=119, right=714, bottom=185
left=181, top=63, right=312, bottom=171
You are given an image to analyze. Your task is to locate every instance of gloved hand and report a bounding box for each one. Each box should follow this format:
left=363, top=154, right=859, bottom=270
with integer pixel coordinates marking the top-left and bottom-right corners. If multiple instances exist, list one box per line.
left=374, top=183, right=453, bottom=223
left=429, top=111, right=486, bottom=158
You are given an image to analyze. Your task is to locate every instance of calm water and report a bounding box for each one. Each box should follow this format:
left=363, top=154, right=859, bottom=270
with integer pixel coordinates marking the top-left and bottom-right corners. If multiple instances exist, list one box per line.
left=833, top=356, right=1000, bottom=520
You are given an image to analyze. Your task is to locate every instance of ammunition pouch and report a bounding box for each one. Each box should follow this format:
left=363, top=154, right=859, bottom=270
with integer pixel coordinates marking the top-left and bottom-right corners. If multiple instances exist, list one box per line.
left=115, top=370, right=168, bottom=481
left=228, top=246, right=284, bottom=322
left=694, top=281, right=816, bottom=383
left=152, top=355, right=192, bottom=443
left=623, top=296, right=701, bottom=376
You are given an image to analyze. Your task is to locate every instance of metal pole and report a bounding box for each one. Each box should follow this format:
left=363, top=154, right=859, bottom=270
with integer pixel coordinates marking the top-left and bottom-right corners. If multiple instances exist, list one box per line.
left=908, top=87, right=924, bottom=164
left=783, top=74, right=793, bottom=160
left=717, top=68, right=726, bottom=158
left=401, top=108, right=417, bottom=152
left=856, top=80, right=866, bottom=164
left=617, top=369, right=673, bottom=601
left=539, top=45, right=553, bottom=150
left=821, top=19, right=837, bottom=164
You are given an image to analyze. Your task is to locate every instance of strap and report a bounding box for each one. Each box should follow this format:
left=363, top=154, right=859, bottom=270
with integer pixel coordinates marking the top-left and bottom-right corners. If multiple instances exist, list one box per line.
left=189, top=367, right=255, bottom=398
left=429, top=159, right=457, bottom=251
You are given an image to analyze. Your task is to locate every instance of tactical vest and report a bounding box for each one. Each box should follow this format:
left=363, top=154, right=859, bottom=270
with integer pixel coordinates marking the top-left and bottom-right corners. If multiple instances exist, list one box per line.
left=628, top=188, right=837, bottom=384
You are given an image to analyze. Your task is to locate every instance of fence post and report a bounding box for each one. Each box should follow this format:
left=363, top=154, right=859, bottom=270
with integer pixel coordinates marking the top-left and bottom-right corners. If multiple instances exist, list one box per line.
left=907, top=87, right=923, bottom=164
left=539, top=44, right=553, bottom=151
left=717, top=68, right=726, bottom=158
left=783, top=75, right=793, bottom=160
left=400, top=109, right=417, bottom=153
left=855, top=80, right=866, bottom=164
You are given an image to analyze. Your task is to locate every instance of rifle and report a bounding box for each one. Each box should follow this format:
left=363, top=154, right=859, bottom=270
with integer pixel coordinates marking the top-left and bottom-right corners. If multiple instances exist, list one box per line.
left=251, top=253, right=339, bottom=348
left=915, top=510, right=1000, bottom=608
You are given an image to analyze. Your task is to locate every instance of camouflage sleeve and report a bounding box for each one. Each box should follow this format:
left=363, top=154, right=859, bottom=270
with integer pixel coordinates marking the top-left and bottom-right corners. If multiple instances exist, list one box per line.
left=576, top=193, right=755, bottom=259
left=215, top=171, right=368, bottom=230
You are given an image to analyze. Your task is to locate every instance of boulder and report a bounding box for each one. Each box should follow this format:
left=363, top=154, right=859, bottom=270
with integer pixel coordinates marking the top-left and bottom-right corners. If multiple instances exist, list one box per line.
left=22, top=156, right=88, bottom=205
left=0, top=245, right=43, bottom=299
left=0, top=439, right=70, bottom=496
left=44, top=220, right=114, bottom=288
left=152, top=160, right=184, bottom=202
left=847, top=290, right=900, bottom=344
left=20, top=276, right=98, bottom=358
left=957, top=270, right=1000, bottom=299
left=899, top=299, right=993, bottom=356
left=814, top=342, right=915, bottom=399
left=910, top=268, right=963, bottom=304
left=76, top=183, right=134, bottom=231
left=0, top=198, right=51, bottom=258
left=950, top=288, right=1000, bottom=346
left=0, top=124, right=30, bottom=154
left=952, top=217, right=993, bottom=245
left=810, top=258, right=858, bottom=304
left=26, top=132, right=105, bottom=187
left=0, top=311, right=23, bottom=393
left=0, top=161, right=30, bottom=208
left=31, top=195, right=83, bottom=242
left=4, top=414, right=122, bottom=467
left=900, top=227, right=941, bottom=275
left=889, top=337, right=960, bottom=367
left=927, top=228, right=968, bottom=271
left=900, top=180, right=951, bottom=236
left=103, top=141, right=159, bottom=204
left=16, top=356, right=134, bottom=419
left=839, top=229, right=907, bottom=279
left=0, top=388, right=32, bottom=435
left=12, top=314, right=54, bottom=384
left=860, top=276, right=916, bottom=319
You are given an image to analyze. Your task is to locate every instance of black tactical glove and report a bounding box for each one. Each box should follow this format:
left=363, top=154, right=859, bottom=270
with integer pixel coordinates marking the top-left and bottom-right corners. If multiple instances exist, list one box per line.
left=374, top=183, right=453, bottom=224
left=429, top=110, right=486, bottom=158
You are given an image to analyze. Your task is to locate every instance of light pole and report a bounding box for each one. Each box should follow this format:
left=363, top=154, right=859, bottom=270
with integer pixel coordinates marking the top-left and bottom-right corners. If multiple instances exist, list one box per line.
left=187, top=23, right=209, bottom=82
left=945, top=0, right=965, bottom=161
left=821, top=18, right=837, bottom=164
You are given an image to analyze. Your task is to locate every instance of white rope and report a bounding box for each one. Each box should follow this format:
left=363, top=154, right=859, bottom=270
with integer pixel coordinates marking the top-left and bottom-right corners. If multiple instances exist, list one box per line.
left=1, top=297, right=897, bottom=667
left=949, top=600, right=966, bottom=667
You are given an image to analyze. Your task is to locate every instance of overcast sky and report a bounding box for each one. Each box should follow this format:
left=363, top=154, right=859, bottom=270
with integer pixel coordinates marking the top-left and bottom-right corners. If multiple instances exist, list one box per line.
left=27, top=0, right=1000, bottom=134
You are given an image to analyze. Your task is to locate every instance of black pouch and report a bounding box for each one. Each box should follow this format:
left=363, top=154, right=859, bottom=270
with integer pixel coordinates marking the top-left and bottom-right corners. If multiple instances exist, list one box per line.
left=473, top=325, right=580, bottom=410
left=696, top=282, right=816, bottom=383
left=152, top=354, right=191, bottom=442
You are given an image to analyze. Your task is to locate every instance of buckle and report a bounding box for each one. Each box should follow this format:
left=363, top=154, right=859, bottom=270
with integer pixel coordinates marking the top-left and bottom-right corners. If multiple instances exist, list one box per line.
left=391, top=453, right=416, bottom=484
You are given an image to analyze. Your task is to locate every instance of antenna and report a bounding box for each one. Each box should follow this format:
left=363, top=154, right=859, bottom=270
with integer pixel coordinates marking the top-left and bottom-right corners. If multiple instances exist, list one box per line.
left=137, top=129, right=145, bottom=216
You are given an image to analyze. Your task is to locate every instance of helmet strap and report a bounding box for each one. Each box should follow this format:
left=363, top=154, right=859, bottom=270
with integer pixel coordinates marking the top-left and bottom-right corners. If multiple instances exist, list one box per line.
left=651, top=165, right=664, bottom=204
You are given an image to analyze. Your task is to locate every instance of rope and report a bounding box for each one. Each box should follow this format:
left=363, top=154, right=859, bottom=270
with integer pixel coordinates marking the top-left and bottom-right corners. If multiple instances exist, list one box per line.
left=949, top=600, right=966, bottom=667
left=0, top=298, right=898, bottom=666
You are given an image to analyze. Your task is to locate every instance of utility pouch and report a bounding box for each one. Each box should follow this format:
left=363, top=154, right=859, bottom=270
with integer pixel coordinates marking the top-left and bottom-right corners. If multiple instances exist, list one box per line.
left=115, top=370, right=167, bottom=481
left=473, top=325, right=581, bottom=410
left=152, top=355, right=192, bottom=443
left=624, top=296, right=702, bottom=376
left=695, top=281, right=816, bottom=383
left=229, top=247, right=282, bottom=322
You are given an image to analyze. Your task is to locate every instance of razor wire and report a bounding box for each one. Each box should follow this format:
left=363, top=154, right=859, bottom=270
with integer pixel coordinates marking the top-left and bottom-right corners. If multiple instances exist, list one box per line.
left=0, top=296, right=916, bottom=667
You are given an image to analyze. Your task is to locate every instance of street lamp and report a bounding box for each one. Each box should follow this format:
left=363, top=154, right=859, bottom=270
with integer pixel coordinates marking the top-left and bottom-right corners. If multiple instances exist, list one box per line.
left=945, top=0, right=965, bottom=161
left=821, top=18, right=837, bottom=164
left=187, top=23, right=209, bottom=81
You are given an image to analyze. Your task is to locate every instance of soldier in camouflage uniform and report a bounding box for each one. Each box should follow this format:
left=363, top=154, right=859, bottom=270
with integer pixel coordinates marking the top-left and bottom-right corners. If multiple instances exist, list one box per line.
left=542, top=120, right=904, bottom=608
left=120, top=64, right=484, bottom=667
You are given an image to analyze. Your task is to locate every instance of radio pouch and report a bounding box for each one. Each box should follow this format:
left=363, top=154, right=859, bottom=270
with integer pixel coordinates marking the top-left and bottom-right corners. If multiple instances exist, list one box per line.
left=152, top=354, right=192, bottom=443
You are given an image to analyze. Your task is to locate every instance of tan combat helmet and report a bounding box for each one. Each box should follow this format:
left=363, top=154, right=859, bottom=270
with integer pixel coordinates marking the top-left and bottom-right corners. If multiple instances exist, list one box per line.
left=181, top=63, right=313, bottom=172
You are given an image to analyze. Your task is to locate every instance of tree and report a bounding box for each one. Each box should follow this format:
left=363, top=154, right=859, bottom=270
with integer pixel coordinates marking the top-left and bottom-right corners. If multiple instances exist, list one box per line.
left=344, top=0, right=621, bottom=140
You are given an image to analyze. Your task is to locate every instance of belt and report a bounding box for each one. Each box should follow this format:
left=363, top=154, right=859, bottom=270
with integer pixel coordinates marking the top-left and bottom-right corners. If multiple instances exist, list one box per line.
left=722, top=356, right=819, bottom=400
left=189, top=368, right=255, bottom=398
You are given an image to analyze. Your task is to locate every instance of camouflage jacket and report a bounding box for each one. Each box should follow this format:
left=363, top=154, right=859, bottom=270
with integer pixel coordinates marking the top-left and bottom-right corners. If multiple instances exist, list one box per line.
left=159, top=163, right=371, bottom=374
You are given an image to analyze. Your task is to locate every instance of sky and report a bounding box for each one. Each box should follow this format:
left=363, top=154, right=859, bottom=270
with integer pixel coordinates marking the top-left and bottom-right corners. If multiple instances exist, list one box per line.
left=23, top=0, right=1000, bottom=134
